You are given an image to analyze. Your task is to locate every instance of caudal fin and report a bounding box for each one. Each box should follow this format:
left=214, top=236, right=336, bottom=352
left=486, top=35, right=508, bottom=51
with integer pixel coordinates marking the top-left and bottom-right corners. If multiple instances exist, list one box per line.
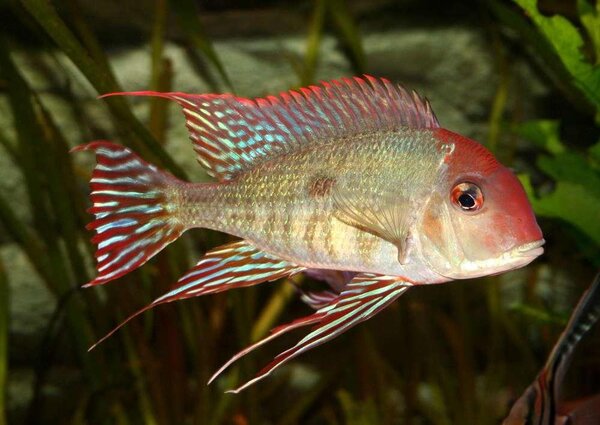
left=72, top=141, right=185, bottom=286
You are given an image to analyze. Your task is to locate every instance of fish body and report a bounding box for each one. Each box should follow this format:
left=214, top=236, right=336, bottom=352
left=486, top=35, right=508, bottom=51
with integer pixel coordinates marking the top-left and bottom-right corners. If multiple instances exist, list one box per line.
left=503, top=272, right=600, bottom=425
left=180, top=128, right=448, bottom=282
left=75, top=76, right=544, bottom=391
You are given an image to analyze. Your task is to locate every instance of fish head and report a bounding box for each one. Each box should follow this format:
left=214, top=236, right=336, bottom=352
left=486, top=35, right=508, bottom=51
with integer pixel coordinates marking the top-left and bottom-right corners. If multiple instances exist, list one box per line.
left=417, top=129, right=544, bottom=280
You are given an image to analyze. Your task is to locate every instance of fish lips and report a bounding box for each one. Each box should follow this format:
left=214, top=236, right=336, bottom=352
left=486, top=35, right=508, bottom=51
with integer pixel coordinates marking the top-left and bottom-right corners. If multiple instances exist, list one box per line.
left=488, top=238, right=545, bottom=275
left=439, top=238, right=545, bottom=279
left=515, top=238, right=545, bottom=259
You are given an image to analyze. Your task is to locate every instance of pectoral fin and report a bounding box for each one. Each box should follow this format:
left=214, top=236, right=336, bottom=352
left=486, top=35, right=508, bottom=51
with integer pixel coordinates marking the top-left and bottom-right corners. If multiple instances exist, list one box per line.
left=332, top=181, right=413, bottom=264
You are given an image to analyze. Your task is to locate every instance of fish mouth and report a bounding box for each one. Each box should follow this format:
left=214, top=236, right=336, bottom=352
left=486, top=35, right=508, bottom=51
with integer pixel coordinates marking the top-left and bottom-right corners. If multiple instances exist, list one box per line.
left=514, top=239, right=545, bottom=258
left=427, top=238, right=545, bottom=280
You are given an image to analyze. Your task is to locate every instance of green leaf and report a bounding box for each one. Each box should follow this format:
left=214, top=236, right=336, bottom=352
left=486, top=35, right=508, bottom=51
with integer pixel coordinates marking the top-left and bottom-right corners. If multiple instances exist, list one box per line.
left=512, top=119, right=565, bottom=154
left=170, top=0, right=233, bottom=91
left=18, top=0, right=187, bottom=178
left=520, top=174, right=600, bottom=245
left=537, top=181, right=600, bottom=245
left=327, top=0, right=366, bottom=74
left=514, top=0, right=600, bottom=110
left=489, top=0, right=588, bottom=112
left=300, top=0, right=327, bottom=86
left=537, top=152, right=600, bottom=199
left=578, top=0, right=600, bottom=65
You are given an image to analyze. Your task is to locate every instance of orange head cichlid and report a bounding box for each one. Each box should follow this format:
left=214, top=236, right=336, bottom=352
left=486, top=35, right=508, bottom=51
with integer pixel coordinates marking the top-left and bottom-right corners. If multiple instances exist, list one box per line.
left=503, top=272, right=600, bottom=425
left=73, top=76, right=544, bottom=392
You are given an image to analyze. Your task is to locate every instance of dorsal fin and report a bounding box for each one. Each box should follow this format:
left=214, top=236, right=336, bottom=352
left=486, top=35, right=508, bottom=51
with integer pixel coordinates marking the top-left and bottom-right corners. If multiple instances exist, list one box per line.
left=102, top=76, right=440, bottom=181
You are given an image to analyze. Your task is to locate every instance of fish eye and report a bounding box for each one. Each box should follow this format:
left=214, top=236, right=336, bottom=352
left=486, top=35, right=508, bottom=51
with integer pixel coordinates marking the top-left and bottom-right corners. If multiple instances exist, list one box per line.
left=451, top=182, right=483, bottom=212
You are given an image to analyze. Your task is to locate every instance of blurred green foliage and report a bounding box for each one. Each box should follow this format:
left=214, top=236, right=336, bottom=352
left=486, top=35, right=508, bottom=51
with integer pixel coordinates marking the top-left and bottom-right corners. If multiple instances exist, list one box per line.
left=0, top=0, right=598, bottom=424
left=508, top=0, right=600, bottom=260
left=515, top=0, right=600, bottom=110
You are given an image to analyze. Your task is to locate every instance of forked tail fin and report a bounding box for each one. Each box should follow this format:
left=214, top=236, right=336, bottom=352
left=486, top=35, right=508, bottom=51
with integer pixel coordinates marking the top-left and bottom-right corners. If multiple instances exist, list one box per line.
left=72, top=141, right=186, bottom=286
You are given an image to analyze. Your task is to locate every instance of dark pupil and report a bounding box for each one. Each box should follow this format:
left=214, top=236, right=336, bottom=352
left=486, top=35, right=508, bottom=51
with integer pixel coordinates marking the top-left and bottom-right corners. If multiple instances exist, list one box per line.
left=458, top=193, right=476, bottom=209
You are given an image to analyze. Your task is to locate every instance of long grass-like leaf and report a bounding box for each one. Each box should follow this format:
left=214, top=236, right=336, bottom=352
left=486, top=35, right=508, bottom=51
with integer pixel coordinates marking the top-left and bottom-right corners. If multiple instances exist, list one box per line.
left=150, top=0, right=168, bottom=91
left=487, top=36, right=510, bottom=156
left=122, top=330, right=159, bottom=425
left=18, top=0, right=187, bottom=178
left=170, top=0, right=233, bottom=91
left=327, top=0, right=366, bottom=74
left=62, top=0, right=121, bottom=84
left=0, top=192, right=52, bottom=287
left=0, top=38, right=105, bottom=399
left=33, top=96, right=92, bottom=283
left=0, top=44, right=55, bottom=284
left=0, top=40, right=52, bottom=244
left=250, top=279, right=297, bottom=342
left=0, top=131, right=19, bottom=167
left=300, top=0, right=326, bottom=86
left=149, top=0, right=173, bottom=142
left=0, top=40, right=92, bottom=288
left=0, top=258, right=8, bottom=425
left=149, top=59, right=173, bottom=142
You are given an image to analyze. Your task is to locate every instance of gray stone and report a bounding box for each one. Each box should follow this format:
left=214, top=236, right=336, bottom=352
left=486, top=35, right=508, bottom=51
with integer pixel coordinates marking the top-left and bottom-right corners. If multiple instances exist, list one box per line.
left=2, top=244, right=56, bottom=361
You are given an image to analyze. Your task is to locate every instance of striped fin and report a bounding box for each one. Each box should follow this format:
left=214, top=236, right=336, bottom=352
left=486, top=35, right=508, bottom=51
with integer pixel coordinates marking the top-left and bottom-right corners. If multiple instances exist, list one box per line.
left=211, top=273, right=413, bottom=393
left=548, top=272, right=600, bottom=389
left=542, top=272, right=600, bottom=409
left=72, top=141, right=185, bottom=286
left=154, top=240, right=304, bottom=302
left=101, top=75, right=440, bottom=181
left=89, top=240, right=303, bottom=349
left=300, top=290, right=338, bottom=310
left=207, top=313, right=325, bottom=386
left=503, top=273, right=600, bottom=424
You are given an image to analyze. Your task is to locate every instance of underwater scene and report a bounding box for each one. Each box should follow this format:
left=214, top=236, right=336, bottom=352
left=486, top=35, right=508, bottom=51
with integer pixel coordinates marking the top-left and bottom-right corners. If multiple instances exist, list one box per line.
left=0, top=0, right=599, bottom=424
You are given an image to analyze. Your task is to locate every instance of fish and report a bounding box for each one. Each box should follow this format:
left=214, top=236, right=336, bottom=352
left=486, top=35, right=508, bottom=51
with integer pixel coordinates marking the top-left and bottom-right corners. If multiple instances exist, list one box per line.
left=73, top=75, right=544, bottom=392
left=503, top=272, right=600, bottom=425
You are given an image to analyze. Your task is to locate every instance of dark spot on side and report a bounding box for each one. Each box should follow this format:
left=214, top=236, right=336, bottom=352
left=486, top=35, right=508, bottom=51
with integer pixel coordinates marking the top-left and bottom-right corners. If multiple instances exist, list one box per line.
left=308, top=176, right=336, bottom=198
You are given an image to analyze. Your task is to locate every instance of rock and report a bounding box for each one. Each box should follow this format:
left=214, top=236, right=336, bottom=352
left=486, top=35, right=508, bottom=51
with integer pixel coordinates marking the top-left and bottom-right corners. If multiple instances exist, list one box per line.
left=2, top=244, right=56, bottom=364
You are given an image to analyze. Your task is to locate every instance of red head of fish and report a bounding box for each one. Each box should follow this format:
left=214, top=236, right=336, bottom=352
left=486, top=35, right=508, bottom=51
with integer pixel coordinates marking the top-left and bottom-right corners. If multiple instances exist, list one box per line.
left=418, top=128, right=543, bottom=279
